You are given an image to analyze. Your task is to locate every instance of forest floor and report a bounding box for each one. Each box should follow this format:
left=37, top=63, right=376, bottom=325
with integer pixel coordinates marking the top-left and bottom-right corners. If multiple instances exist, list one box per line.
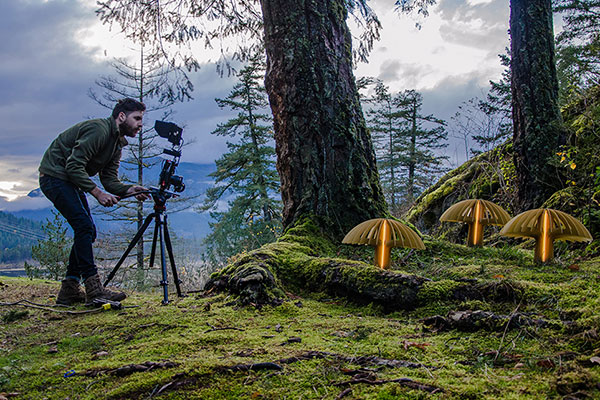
left=2, top=240, right=600, bottom=399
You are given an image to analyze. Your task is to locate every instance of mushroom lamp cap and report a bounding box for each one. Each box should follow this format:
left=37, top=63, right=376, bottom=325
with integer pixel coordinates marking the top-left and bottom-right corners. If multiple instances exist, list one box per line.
left=440, top=199, right=511, bottom=226
left=342, top=218, right=425, bottom=249
left=500, top=208, right=592, bottom=242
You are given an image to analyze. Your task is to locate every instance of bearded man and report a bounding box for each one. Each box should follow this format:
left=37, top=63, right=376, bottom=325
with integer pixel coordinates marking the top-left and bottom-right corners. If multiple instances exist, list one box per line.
left=39, top=98, right=150, bottom=305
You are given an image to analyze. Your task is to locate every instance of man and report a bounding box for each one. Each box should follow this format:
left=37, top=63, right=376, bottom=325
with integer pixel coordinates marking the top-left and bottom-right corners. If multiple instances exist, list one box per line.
left=39, top=98, right=150, bottom=305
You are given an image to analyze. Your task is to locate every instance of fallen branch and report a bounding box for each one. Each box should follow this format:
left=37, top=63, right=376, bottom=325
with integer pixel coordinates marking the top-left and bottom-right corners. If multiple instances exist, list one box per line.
left=422, top=310, right=559, bottom=332
left=219, top=362, right=283, bottom=372
left=204, top=322, right=245, bottom=333
left=333, top=376, right=443, bottom=394
left=275, top=350, right=429, bottom=369
left=83, top=361, right=178, bottom=378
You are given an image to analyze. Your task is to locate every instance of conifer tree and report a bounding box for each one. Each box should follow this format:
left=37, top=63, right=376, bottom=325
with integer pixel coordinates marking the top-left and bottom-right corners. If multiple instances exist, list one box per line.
left=24, top=211, right=71, bottom=280
left=554, top=0, right=600, bottom=98
left=364, top=81, right=405, bottom=214
left=395, top=90, right=448, bottom=206
left=89, top=44, right=193, bottom=288
left=364, top=84, right=447, bottom=211
left=201, top=54, right=281, bottom=266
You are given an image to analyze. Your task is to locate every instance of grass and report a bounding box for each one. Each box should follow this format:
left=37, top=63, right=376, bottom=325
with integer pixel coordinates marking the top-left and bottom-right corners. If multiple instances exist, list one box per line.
left=2, top=240, right=600, bottom=399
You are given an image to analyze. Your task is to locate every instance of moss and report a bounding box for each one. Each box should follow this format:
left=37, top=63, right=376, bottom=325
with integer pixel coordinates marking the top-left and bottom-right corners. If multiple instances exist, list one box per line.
left=417, top=279, right=463, bottom=303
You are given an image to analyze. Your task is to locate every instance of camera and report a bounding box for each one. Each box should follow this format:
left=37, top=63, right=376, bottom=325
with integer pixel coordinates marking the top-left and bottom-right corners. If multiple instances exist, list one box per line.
left=154, top=120, right=185, bottom=196
left=154, top=120, right=183, bottom=146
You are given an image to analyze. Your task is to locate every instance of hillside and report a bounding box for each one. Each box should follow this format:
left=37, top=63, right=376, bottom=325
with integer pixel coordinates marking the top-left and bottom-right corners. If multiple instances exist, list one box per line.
left=0, top=211, right=43, bottom=264
left=2, top=241, right=600, bottom=399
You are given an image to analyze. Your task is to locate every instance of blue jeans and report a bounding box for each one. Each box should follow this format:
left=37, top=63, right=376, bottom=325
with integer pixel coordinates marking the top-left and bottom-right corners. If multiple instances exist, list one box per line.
left=39, top=175, right=98, bottom=280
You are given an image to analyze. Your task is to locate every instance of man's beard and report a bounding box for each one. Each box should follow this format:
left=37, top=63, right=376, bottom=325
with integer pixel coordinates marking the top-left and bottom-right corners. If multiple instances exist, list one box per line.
left=119, top=121, right=138, bottom=137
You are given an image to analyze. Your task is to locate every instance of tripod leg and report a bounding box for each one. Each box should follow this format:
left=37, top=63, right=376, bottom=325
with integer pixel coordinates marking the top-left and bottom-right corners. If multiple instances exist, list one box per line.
left=163, top=215, right=183, bottom=297
left=157, top=214, right=170, bottom=305
left=104, top=213, right=155, bottom=287
left=148, top=215, right=160, bottom=272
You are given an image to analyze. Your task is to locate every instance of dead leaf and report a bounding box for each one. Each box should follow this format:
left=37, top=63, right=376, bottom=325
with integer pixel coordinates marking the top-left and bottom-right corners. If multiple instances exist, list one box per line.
left=92, top=351, right=109, bottom=359
left=403, top=340, right=431, bottom=350
left=493, top=274, right=505, bottom=279
left=568, top=264, right=580, bottom=271
left=536, top=359, right=555, bottom=369
left=590, top=356, right=600, bottom=365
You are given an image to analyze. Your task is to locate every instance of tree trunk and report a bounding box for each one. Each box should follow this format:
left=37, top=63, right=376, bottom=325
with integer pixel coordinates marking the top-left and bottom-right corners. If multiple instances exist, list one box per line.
left=260, top=0, right=387, bottom=239
left=510, top=0, right=565, bottom=211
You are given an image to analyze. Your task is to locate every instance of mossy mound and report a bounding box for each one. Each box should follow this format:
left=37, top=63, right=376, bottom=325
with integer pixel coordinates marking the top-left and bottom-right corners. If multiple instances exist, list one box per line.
left=205, top=218, right=429, bottom=311
left=403, top=142, right=516, bottom=243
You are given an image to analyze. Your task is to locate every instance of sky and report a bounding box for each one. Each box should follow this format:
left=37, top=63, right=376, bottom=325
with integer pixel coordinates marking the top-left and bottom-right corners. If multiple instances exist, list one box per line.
left=0, top=0, right=514, bottom=212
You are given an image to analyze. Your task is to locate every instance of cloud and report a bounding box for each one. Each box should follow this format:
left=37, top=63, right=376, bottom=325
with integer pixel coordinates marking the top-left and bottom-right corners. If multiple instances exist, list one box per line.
left=0, top=0, right=109, bottom=158
left=378, top=60, right=436, bottom=88
left=436, top=0, right=509, bottom=58
left=0, top=0, right=242, bottom=202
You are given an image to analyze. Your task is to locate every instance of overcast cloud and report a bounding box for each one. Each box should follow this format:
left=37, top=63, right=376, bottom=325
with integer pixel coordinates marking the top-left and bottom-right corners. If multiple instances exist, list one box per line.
left=0, top=0, right=512, bottom=211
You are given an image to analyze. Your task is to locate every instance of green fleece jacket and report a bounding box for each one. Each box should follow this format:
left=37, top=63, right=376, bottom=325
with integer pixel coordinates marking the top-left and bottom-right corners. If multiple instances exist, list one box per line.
left=39, top=117, right=132, bottom=196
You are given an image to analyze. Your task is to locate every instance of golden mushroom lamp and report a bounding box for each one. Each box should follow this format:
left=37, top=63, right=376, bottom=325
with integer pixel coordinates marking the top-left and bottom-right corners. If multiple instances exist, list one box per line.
left=499, top=208, right=592, bottom=263
left=342, top=218, right=425, bottom=269
left=440, top=199, right=511, bottom=247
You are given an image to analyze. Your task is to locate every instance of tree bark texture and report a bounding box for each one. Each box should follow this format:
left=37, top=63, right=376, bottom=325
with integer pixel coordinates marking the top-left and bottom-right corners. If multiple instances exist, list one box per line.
left=260, top=0, right=387, bottom=239
left=510, top=0, right=565, bottom=211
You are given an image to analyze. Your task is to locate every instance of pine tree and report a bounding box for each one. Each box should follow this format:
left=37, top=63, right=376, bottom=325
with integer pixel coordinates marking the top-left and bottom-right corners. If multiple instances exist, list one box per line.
left=24, top=211, right=71, bottom=280
left=395, top=90, right=448, bottom=206
left=364, top=81, right=404, bottom=214
left=201, top=54, right=282, bottom=266
left=553, top=0, right=600, bottom=101
left=89, top=44, right=193, bottom=288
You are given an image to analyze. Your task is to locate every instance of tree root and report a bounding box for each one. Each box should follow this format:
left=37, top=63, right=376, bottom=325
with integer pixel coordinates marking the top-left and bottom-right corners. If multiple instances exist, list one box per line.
left=422, top=310, right=560, bottom=332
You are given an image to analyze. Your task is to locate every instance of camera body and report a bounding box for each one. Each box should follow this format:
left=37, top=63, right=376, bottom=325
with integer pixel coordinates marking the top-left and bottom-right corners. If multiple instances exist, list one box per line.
left=154, top=121, right=185, bottom=197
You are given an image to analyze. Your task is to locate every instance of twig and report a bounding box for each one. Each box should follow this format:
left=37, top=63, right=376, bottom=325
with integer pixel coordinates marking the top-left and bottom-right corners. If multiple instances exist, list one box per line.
left=204, top=322, right=245, bottom=333
left=335, top=388, right=352, bottom=399
left=494, top=300, right=522, bottom=363
left=221, top=362, right=283, bottom=372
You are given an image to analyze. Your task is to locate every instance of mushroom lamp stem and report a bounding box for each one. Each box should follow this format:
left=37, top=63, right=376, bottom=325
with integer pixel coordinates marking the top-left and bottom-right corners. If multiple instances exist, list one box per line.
left=375, top=220, right=391, bottom=269
left=467, top=200, right=484, bottom=247
left=535, top=209, right=554, bottom=263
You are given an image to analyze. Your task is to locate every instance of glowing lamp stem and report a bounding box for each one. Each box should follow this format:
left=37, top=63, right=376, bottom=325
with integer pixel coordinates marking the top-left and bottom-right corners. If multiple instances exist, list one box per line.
left=467, top=200, right=484, bottom=247
left=374, top=220, right=391, bottom=269
left=534, top=210, right=554, bottom=263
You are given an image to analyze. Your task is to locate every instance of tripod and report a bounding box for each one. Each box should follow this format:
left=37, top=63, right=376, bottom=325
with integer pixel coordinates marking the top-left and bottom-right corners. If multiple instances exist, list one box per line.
left=103, top=188, right=183, bottom=304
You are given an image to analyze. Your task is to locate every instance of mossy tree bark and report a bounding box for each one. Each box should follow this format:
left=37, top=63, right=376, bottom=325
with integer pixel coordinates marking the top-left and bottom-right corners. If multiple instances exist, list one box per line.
left=510, top=0, right=565, bottom=211
left=260, top=0, right=387, bottom=239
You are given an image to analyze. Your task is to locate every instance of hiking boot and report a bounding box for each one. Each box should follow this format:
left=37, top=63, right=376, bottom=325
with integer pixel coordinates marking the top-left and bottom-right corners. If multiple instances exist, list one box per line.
left=84, top=274, right=126, bottom=304
left=56, top=278, right=86, bottom=305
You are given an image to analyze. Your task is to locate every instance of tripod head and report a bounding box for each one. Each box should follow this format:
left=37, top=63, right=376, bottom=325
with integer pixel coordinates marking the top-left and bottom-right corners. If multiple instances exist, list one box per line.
left=152, top=120, right=185, bottom=205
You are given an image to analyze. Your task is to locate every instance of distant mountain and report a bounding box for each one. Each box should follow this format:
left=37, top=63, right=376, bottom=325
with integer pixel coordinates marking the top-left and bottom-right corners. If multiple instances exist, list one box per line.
left=27, top=188, right=43, bottom=198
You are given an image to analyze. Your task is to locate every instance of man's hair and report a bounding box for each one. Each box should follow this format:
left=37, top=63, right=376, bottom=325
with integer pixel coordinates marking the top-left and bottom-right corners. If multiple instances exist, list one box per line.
left=112, top=98, right=146, bottom=119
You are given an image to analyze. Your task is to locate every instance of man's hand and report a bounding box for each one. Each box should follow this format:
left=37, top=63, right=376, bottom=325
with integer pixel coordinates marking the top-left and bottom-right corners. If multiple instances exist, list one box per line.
left=126, top=185, right=151, bottom=201
left=91, top=187, right=118, bottom=207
